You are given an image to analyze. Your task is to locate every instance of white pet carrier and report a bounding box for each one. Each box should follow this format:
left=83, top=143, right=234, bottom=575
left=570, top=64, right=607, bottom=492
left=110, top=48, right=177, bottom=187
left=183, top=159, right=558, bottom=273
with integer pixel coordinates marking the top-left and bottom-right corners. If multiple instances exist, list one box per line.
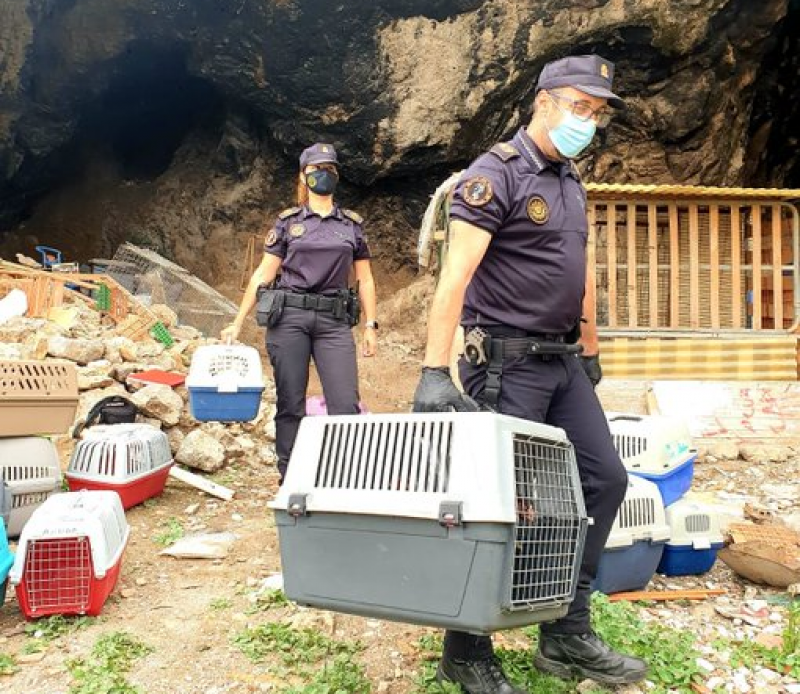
left=606, top=412, right=692, bottom=470
left=186, top=345, right=265, bottom=422
left=594, top=475, right=671, bottom=594
left=0, top=437, right=62, bottom=537
left=67, top=424, right=173, bottom=509
left=271, top=412, right=588, bottom=634
left=10, top=490, right=129, bottom=617
left=657, top=499, right=724, bottom=576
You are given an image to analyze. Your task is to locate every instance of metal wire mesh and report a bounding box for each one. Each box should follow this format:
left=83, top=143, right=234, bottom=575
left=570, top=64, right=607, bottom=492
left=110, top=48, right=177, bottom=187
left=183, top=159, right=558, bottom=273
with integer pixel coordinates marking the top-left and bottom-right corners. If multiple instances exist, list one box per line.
left=315, top=419, right=453, bottom=492
left=510, top=435, right=585, bottom=609
left=23, top=537, right=92, bottom=614
left=106, top=243, right=238, bottom=337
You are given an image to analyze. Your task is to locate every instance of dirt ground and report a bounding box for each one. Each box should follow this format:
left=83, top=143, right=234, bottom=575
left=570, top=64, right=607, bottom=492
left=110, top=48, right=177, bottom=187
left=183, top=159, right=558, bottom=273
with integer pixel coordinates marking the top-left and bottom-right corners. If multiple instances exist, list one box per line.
left=1, top=267, right=798, bottom=694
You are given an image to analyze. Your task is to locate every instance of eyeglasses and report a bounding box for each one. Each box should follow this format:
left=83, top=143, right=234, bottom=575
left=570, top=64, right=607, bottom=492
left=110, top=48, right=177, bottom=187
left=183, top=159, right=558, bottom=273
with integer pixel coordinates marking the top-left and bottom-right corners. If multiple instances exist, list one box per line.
left=547, top=92, right=613, bottom=128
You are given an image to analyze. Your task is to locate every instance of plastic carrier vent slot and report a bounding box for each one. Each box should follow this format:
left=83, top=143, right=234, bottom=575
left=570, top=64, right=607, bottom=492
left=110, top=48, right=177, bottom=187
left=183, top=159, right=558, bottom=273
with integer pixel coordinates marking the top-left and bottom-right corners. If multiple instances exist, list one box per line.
left=314, top=419, right=454, bottom=492
left=510, top=435, right=584, bottom=608
left=618, top=497, right=656, bottom=529
left=611, top=434, right=648, bottom=462
left=684, top=513, right=711, bottom=534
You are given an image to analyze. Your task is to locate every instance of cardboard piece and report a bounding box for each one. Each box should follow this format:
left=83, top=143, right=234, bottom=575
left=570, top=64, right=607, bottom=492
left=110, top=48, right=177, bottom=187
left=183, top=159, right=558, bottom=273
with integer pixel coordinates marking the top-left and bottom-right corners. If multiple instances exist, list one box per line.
left=719, top=522, right=800, bottom=588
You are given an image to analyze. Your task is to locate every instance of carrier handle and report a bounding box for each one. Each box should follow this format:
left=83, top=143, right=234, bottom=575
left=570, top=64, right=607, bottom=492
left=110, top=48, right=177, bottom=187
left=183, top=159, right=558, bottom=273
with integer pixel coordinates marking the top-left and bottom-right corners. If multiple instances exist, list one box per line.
left=608, top=415, right=643, bottom=423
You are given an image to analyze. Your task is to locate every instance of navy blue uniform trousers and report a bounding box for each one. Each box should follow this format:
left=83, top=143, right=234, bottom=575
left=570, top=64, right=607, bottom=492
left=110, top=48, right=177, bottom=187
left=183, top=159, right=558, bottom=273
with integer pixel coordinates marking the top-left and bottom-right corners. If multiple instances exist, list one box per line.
left=444, top=352, right=628, bottom=659
left=266, top=307, right=360, bottom=481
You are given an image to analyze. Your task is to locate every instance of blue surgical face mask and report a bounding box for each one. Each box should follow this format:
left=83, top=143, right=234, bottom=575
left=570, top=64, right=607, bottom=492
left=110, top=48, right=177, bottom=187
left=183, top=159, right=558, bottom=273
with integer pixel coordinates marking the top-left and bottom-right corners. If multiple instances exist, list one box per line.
left=305, top=169, right=338, bottom=196
left=547, top=110, right=597, bottom=159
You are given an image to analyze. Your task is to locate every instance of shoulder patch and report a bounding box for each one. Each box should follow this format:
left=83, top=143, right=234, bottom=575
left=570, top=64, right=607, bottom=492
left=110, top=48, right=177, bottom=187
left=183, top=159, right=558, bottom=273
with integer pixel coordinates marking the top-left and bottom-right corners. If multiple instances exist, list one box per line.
left=489, top=142, right=520, bottom=163
left=278, top=206, right=301, bottom=220
left=462, top=176, right=494, bottom=207
left=342, top=208, right=364, bottom=224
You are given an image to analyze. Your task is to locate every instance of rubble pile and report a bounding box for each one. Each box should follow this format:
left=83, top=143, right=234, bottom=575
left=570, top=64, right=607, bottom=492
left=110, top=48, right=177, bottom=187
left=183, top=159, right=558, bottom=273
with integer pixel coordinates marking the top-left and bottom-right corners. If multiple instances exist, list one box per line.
left=0, top=292, right=277, bottom=475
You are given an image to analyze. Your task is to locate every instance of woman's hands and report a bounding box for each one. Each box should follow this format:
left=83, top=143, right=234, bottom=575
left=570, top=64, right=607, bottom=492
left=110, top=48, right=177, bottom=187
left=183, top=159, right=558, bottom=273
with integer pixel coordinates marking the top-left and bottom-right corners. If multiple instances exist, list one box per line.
left=362, top=326, right=377, bottom=357
left=220, top=322, right=242, bottom=344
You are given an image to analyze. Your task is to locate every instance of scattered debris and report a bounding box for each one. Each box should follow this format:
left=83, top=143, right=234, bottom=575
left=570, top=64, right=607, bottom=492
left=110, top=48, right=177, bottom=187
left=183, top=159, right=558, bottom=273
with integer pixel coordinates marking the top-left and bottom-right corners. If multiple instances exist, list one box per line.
left=719, top=523, right=800, bottom=588
left=160, top=532, right=238, bottom=559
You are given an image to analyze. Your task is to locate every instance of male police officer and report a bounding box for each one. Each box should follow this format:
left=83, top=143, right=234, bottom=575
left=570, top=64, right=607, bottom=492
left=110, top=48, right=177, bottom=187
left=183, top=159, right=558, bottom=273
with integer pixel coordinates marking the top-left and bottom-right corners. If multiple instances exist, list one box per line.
left=412, top=55, right=648, bottom=692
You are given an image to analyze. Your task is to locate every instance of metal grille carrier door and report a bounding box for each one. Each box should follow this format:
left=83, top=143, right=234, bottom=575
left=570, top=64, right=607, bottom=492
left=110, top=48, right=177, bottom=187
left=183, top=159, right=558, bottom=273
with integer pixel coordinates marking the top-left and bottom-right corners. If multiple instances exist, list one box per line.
left=10, top=491, right=130, bottom=618
left=271, top=412, right=588, bottom=634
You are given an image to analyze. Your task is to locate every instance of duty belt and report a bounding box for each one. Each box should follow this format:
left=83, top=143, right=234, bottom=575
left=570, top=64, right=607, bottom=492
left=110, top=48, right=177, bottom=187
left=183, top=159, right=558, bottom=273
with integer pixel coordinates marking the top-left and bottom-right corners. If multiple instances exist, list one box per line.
left=283, top=292, right=345, bottom=315
left=463, top=326, right=583, bottom=410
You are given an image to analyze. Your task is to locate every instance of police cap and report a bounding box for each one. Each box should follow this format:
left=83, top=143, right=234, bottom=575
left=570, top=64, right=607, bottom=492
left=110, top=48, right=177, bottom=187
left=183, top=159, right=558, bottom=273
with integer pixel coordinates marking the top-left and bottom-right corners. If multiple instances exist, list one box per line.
left=536, top=54, right=626, bottom=109
left=299, top=143, right=339, bottom=169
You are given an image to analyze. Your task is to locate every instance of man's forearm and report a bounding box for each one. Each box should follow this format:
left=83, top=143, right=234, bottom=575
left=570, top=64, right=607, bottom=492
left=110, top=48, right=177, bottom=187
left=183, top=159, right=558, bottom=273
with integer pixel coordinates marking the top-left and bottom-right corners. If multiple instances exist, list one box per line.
left=580, top=264, right=600, bottom=355
left=423, top=273, right=467, bottom=367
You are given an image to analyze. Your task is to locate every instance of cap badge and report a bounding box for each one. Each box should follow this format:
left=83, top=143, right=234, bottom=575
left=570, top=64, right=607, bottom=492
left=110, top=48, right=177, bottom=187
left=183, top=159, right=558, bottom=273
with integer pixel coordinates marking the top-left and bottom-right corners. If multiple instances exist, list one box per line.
left=463, top=176, right=494, bottom=207
left=265, top=228, right=278, bottom=247
left=322, top=145, right=330, bottom=152
left=527, top=196, right=550, bottom=225
left=600, top=63, right=610, bottom=79
left=290, top=224, right=305, bottom=238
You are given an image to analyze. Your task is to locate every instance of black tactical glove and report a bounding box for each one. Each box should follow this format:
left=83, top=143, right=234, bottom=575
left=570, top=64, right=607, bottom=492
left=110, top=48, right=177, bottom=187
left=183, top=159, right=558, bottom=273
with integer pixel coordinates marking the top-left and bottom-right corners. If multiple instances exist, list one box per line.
left=412, top=366, right=480, bottom=413
left=580, top=354, right=603, bottom=387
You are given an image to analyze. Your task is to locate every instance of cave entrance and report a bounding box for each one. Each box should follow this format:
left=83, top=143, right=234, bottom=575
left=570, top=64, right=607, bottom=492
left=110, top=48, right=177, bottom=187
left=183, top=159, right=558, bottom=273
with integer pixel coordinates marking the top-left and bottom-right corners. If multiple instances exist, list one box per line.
left=75, top=42, right=223, bottom=182
left=0, top=41, right=226, bottom=263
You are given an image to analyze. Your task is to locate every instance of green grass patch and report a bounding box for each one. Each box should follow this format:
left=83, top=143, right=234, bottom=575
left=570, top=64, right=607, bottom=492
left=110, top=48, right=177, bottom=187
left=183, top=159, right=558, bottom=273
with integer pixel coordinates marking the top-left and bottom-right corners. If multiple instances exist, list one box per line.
left=23, top=615, right=94, bottom=653
left=0, top=653, right=17, bottom=676
left=152, top=517, right=185, bottom=546
left=66, top=631, right=153, bottom=694
left=415, top=594, right=703, bottom=694
left=233, top=621, right=368, bottom=692
left=209, top=597, right=233, bottom=611
left=247, top=588, right=291, bottom=613
left=717, top=599, right=800, bottom=680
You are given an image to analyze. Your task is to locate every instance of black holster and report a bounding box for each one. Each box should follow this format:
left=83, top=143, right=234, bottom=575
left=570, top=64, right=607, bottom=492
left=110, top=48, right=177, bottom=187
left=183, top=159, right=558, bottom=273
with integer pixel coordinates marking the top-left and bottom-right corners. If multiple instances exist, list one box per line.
left=256, top=286, right=285, bottom=327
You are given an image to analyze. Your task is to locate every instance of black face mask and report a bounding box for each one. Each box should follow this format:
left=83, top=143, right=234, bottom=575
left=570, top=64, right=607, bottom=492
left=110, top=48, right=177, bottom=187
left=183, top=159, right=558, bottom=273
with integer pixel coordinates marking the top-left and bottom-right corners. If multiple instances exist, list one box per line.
left=305, top=169, right=338, bottom=196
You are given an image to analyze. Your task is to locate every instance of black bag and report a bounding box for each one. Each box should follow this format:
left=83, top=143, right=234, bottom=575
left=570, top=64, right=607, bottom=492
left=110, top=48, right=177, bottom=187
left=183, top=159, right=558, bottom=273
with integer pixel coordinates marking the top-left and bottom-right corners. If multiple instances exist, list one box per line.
left=72, top=395, right=138, bottom=439
left=256, top=287, right=286, bottom=328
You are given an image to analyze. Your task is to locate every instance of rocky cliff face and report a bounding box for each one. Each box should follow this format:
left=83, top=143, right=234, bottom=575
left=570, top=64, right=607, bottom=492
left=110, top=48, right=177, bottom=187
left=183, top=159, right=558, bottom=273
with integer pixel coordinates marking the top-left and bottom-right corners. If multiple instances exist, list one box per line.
left=0, top=0, right=796, bottom=273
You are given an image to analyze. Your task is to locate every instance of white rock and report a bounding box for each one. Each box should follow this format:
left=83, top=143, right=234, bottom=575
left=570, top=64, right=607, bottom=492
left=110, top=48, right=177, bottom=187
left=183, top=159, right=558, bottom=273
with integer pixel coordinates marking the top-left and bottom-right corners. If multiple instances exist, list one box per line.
left=176, top=429, right=226, bottom=472
left=47, top=335, right=105, bottom=364
left=77, top=361, right=114, bottom=390
left=104, top=336, right=135, bottom=364
left=131, top=384, right=184, bottom=426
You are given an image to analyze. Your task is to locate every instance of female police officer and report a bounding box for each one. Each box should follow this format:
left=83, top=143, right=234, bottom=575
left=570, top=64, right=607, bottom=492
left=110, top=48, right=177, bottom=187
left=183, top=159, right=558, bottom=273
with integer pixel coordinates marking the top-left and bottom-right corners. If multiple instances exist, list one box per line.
left=222, top=143, right=377, bottom=484
left=413, top=56, right=646, bottom=692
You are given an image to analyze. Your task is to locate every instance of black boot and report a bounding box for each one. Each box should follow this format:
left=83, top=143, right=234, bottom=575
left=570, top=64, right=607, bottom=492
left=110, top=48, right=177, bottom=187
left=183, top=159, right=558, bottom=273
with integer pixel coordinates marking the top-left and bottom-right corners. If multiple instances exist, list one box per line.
left=534, top=632, right=647, bottom=685
left=437, top=653, right=528, bottom=694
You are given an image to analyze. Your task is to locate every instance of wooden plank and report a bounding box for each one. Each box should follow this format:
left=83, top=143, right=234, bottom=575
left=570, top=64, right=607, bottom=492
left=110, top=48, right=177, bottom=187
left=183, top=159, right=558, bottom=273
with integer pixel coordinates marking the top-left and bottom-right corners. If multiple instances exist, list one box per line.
left=752, top=206, right=763, bottom=329
left=607, top=204, right=618, bottom=327
left=669, top=204, right=680, bottom=327
left=648, top=205, right=659, bottom=327
left=689, top=203, right=700, bottom=328
left=731, top=206, right=743, bottom=328
left=772, top=204, right=784, bottom=328
left=627, top=204, right=637, bottom=327
left=609, top=589, right=726, bottom=603
left=168, top=466, right=234, bottom=501
left=709, top=205, right=721, bottom=328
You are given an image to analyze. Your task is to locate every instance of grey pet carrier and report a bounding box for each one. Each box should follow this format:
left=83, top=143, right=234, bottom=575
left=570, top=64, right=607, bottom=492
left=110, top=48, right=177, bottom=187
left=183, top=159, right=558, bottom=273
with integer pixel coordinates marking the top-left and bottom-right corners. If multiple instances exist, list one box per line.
left=271, top=412, right=588, bottom=634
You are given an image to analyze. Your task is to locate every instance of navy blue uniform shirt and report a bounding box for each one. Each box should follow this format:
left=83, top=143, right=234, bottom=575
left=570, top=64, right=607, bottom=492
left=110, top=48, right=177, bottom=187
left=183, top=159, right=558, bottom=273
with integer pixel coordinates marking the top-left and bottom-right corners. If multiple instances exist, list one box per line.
left=264, top=205, right=371, bottom=294
left=450, top=128, right=588, bottom=335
